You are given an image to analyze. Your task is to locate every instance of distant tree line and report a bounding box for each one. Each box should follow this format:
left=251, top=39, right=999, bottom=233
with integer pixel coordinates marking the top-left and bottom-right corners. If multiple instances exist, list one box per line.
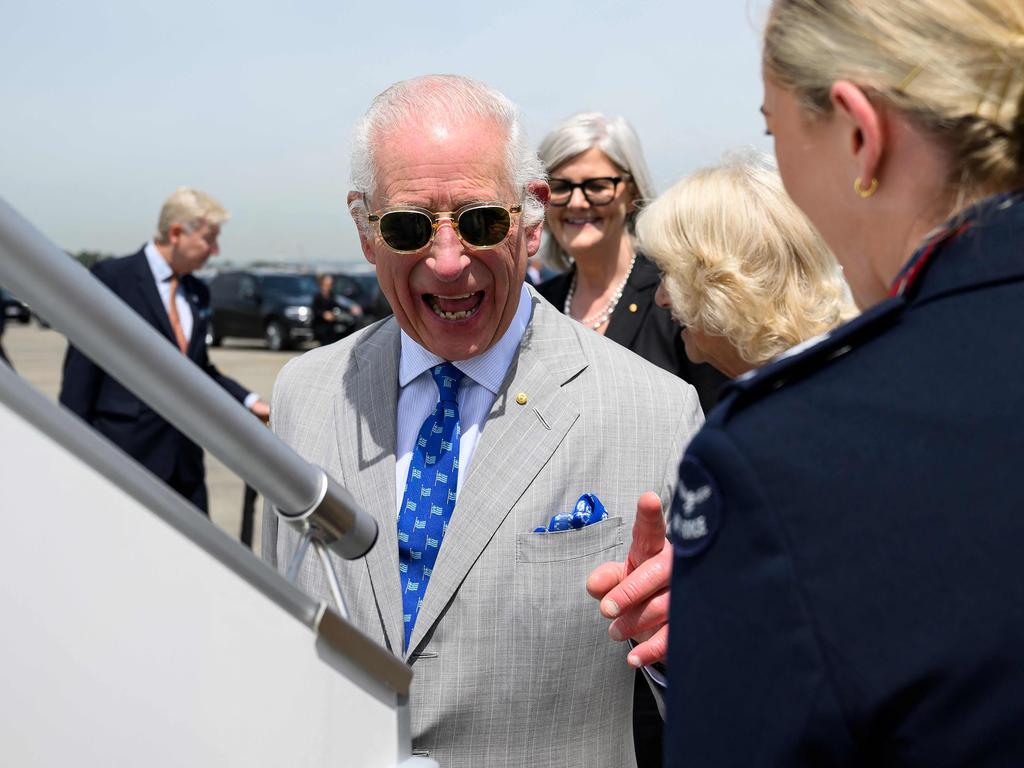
left=70, top=250, right=114, bottom=270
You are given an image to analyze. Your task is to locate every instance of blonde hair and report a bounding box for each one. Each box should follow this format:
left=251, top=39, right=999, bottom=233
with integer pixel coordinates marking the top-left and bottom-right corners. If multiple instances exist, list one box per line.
left=764, top=0, right=1024, bottom=198
left=155, top=187, right=229, bottom=242
left=637, top=150, right=858, bottom=367
left=536, top=112, right=656, bottom=271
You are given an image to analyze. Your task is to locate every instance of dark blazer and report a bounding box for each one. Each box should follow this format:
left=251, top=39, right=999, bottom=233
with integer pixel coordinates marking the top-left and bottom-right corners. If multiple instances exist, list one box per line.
left=0, top=299, right=7, bottom=365
left=59, top=248, right=249, bottom=506
left=665, top=190, right=1024, bottom=766
left=537, top=254, right=728, bottom=414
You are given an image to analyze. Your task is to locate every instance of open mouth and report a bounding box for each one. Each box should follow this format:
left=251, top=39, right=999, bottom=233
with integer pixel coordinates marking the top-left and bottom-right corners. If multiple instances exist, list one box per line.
left=565, top=216, right=600, bottom=227
left=426, top=291, right=484, bottom=321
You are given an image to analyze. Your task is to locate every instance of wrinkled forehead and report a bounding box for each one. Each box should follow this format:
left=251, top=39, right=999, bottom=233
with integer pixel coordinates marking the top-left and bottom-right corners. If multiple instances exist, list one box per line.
left=369, top=115, right=516, bottom=207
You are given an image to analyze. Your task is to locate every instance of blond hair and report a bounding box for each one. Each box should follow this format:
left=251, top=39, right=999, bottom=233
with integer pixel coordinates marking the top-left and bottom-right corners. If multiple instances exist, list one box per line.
left=637, top=150, right=857, bottom=367
left=155, top=187, right=230, bottom=242
left=764, top=0, right=1024, bottom=198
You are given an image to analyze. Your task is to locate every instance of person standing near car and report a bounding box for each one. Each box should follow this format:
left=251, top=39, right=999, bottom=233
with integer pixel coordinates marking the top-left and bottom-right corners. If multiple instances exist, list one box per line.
left=59, top=187, right=270, bottom=514
left=311, top=273, right=344, bottom=346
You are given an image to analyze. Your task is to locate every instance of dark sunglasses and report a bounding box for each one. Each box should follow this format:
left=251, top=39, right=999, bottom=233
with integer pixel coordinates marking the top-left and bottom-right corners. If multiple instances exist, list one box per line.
left=367, top=201, right=522, bottom=254
left=548, top=176, right=630, bottom=207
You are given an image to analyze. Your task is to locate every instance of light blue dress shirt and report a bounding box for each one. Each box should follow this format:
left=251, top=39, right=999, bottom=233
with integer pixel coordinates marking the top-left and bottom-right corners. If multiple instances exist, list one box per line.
left=393, top=284, right=532, bottom=516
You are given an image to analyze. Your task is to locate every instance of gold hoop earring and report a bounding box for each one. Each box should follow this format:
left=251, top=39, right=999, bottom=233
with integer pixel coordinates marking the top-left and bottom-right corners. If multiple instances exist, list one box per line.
left=854, top=177, right=879, bottom=199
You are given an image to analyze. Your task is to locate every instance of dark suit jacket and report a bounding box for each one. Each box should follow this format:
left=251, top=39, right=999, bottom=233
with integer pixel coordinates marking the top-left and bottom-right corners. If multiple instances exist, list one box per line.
left=665, top=190, right=1024, bottom=766
left=0, top=300, right=7, bottom=365
left=537, top=254, right=728, bottom=414
left=59, top=248, right=249, bottom=489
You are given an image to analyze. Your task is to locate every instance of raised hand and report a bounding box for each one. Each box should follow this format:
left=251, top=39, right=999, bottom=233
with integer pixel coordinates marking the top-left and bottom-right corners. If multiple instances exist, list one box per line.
left=586, top=491, right=672, bottom=667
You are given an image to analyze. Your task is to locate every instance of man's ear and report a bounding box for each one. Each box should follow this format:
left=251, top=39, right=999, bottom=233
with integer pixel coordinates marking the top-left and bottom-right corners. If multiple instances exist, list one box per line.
left=347, top=191, right=377, bottom=265
left=523, top=181, right=550, bottom=257
left=167, top=222, right=184, bottom=246
left=830, top=80, right=885, bottom=192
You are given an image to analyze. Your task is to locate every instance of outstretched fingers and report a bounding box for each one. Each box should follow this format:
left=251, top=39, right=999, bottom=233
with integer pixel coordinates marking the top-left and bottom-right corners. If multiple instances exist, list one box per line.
left=599, top=541, right=672, bottom=619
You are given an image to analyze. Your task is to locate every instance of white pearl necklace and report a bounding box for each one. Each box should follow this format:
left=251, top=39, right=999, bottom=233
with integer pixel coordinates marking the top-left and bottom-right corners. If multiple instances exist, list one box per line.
left=563, top=252, right=637, bottom=331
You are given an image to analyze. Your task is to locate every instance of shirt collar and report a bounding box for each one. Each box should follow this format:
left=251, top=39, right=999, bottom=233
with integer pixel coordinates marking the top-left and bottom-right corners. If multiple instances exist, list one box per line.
left=144, top=240, right=174, bottom=283
left=399, top=283, right=534, bottom=394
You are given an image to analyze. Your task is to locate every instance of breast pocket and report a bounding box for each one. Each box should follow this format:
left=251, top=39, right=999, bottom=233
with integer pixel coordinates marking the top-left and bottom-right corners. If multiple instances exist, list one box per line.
left=515, top=516, right=624, bottom=563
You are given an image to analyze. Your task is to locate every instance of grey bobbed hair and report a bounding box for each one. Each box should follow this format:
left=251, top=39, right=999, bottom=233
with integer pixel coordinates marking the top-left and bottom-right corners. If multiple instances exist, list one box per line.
left=536, top=112, right=656, bottom=272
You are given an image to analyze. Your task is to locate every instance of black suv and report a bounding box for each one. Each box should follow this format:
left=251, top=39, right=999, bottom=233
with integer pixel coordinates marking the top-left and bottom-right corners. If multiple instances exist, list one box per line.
left=207, top=270, right=358, bottom=351
left=331, top=268, right=392, bottom=324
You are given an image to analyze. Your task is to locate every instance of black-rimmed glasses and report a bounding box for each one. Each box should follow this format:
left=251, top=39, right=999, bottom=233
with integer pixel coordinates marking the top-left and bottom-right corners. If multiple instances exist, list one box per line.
left=367, top=201, right=522, bottom=254
left=548, top=176, right=629, bottom=207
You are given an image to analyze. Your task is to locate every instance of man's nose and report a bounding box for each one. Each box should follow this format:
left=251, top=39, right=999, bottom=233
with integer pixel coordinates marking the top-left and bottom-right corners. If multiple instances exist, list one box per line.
left=427, top=222, right=469, bottom=281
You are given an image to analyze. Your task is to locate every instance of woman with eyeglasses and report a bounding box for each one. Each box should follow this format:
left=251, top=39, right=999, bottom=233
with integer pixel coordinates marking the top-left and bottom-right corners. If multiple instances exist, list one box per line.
left=656, top=1, right=1024, bottom=765
left=536, top=113, right=728, bottom=416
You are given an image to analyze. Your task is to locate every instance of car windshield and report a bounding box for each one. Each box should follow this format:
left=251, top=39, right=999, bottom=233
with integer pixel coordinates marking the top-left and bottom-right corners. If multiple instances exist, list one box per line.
left=263, top=275, right=318, bottom=295
left=351, top=275, right=377, bottom=293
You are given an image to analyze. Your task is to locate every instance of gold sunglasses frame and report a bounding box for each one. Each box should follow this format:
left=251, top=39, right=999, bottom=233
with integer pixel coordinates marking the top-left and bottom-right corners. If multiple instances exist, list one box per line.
left=366, top=201, right=523, bottom=254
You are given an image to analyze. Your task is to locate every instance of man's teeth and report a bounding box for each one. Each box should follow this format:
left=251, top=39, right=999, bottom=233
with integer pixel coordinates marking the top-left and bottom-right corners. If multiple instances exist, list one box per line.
left=429, top=293, right=479, bottom=320
left=435, top=307, right=474, bottom=320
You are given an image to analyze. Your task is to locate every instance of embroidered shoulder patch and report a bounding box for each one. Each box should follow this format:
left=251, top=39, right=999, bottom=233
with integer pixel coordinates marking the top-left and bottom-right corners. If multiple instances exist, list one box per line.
left=669, top=456, right=722, bottom=558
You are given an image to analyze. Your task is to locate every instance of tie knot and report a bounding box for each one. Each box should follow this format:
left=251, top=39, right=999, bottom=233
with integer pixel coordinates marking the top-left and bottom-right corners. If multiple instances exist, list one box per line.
left=431, top=363, right=464, bottom=404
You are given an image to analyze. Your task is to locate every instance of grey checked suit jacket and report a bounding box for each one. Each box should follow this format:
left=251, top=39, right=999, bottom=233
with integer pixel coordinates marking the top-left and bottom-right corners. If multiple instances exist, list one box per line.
left=263, top=288, right=703, bottom=768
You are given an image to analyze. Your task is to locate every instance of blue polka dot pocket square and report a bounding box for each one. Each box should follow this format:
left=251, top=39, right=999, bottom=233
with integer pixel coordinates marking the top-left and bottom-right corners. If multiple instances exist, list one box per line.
left=534, top=493, right=608, bottom=533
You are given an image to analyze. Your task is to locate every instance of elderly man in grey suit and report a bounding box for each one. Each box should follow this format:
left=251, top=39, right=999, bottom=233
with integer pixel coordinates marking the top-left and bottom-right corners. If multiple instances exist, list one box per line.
left=262, top=74, right=703, bottom=768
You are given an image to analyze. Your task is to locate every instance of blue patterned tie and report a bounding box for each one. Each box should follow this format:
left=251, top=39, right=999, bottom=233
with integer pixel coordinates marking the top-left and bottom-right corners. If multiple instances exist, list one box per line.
left=398, top=362, right=464, bottom=650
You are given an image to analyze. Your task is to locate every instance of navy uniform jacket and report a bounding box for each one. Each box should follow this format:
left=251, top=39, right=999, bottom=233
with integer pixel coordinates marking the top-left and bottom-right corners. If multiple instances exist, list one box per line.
left=59, top=248, right=249, bottom=497
left=538, top=255, right=728, bottom=413
left=664, top=190, right=1024, bottom=767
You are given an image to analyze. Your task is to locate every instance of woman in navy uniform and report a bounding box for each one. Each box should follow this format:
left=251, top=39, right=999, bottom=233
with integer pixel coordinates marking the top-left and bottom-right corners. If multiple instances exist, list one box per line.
left=661, top=1, right=1024, bottom=765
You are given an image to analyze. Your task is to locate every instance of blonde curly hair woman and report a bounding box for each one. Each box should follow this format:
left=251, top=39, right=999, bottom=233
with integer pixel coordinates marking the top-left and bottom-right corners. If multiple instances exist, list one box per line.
left=637, top=150, right=856, bottom=377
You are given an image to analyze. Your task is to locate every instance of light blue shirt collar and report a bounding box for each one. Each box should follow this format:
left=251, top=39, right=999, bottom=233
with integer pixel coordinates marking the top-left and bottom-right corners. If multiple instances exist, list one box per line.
left=399, top=284, right=533, bottom=394
left=143, top=240, right=174, bottom=283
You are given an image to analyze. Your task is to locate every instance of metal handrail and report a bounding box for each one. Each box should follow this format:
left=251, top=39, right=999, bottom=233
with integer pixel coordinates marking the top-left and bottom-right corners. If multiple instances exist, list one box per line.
left=0, top=196, right=376, bottom=559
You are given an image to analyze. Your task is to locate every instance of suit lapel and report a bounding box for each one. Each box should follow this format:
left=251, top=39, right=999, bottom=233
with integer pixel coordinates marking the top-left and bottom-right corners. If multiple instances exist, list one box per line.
left=132, top=251, right=177, bottom=343
left=335, top=322, right=404, bottom=652
left=407, top=295, right=586, bottom=656
left=606, top=255, right=656, bottom=350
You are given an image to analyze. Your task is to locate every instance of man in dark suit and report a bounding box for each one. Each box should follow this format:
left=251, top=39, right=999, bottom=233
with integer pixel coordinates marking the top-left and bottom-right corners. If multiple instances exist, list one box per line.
left=59, top=187, right=269, bottom=513
left=0, top=293, right=8, bottom=366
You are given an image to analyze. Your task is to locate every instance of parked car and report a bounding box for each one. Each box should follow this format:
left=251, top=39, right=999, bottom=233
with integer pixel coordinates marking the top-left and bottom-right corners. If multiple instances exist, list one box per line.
left=207, top=270, right=359, bottom=351
left=0, top=286, right=31, bottom=325
left=330, top=268, right=392, bottom=324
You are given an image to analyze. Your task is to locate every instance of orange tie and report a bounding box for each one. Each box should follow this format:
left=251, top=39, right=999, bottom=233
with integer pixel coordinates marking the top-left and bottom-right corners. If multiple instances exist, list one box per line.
left=166, top=275, right=189, bottom=354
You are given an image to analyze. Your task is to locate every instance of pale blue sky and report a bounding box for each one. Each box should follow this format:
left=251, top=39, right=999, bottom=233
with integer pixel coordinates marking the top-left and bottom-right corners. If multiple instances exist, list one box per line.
left=1, top=1, right=773, bottom=265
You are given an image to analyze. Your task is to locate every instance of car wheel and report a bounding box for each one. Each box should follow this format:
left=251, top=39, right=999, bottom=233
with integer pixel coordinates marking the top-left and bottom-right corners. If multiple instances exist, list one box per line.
left=264, top=320, right=286, bottom=351
left=206, top=322, right=222, bottom=347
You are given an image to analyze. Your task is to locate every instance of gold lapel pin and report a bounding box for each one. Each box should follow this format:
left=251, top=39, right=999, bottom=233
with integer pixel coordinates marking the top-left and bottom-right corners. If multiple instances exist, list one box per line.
left=629, top=303, right=638, bottom=312
left=515, top=392, right=528, bottom=406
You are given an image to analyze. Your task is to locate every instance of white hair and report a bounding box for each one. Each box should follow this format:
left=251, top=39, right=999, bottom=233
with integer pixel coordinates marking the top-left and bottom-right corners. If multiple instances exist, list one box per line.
left=155, top=187, right=229, bottom=242
left=348, top=75, right=546, bottom=232
left=536, top=112, right=657, bottom=271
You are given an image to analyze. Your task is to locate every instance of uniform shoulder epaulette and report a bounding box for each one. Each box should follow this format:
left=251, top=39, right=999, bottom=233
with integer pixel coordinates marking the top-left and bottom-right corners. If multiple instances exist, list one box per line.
left=706, top=296, right=906, bottom=425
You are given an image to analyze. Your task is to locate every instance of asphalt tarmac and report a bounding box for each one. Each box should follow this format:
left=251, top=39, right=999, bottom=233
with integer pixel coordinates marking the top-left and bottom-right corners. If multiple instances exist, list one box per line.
left=2, top=320, right=304, bottom=549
